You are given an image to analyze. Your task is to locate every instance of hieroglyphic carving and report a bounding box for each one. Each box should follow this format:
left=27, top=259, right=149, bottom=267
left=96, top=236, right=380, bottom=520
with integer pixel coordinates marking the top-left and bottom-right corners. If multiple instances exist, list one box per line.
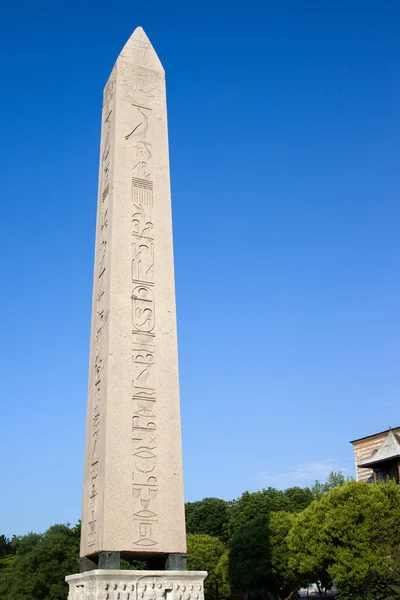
left=132, top=286, right=155, bottom=332
left=132, top=178, right=153, bottom=206
left=86, top=66, right=116, bottom=551
left=132, top=237, right=154, bottom=283
left=132, top=348, right=155, bottom=391
left=124, top=107, right=152, bottom=183
left=132, top=210, right=153, bottom=238
left=127, top=67, right=162, bottom=550
left=123, top=69, right=162, bottom=187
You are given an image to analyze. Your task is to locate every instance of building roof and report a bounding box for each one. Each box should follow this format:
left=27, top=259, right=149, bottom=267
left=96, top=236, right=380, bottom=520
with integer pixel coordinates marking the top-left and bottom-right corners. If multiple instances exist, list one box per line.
left=358, top=430, right=400, bottom=469
left=350, top=426, right=400, bottom=445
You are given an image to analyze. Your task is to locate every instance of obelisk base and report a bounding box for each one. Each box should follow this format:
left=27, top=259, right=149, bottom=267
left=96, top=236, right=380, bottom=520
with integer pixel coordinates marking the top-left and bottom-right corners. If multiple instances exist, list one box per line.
left=66, top=570, right=207, bottom=600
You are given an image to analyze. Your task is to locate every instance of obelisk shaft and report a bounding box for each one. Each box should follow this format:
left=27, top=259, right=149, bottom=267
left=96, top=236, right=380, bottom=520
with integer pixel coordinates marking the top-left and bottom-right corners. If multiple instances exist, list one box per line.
left=80, top=28, right=186, bottom=558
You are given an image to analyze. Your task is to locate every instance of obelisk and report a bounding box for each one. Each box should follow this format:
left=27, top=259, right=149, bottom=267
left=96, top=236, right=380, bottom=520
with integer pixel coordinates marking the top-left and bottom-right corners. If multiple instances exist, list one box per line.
left=66, top=28, right=206, bottom=598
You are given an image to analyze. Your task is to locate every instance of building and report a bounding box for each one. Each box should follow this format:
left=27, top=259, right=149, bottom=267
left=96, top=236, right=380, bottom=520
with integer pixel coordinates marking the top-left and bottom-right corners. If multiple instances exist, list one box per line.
left=350, top=427, right=400, bottom=483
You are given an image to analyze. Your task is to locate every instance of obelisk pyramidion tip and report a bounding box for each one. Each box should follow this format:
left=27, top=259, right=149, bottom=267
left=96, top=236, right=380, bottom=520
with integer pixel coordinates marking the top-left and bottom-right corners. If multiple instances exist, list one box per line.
left=118, top=26, right=164, bottom=72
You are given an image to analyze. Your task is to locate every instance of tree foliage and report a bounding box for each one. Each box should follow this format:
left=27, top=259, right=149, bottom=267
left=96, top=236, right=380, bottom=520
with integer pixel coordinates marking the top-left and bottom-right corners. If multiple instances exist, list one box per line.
left=311, top=470, right=349, bottom=500
left=186, top=534, right=226, bottom=600
left=228, top=515, right=272, bottom=597
left=269, top=511, right=301, bottom=600
left=229, top=489, right=285, bottom=537
left=0, top=523, right=80, bottom=600
left=0, top=536, right=13, bottom=559
left=0, top=555, right=15, bottom=572
left=228, top=486, right=313, bottom=538
left=385, top=572, right=400, bottom=600
left=289, top=480, right=400, bottom=600
left=185, top=497, right=231, bottom=542
left=229, top=511, right=306, bottom=600
left=282, top=487, right=314, bottom=512
left=215, top=551, right=230, bottom=599
left=1, top=474, right=399, bottom=600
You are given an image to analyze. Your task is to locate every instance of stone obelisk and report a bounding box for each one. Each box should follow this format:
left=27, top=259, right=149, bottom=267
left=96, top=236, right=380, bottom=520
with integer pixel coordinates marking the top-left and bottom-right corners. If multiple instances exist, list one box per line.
left=66, top=28, right=206, bottom=598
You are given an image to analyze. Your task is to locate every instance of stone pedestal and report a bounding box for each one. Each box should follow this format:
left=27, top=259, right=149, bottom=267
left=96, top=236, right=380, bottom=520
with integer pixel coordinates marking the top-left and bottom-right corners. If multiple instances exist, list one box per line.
left=66, top=571, right=207, bottom=600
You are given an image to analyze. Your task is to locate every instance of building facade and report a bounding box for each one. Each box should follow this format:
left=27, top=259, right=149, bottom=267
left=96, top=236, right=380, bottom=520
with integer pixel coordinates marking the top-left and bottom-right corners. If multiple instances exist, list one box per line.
left=350, top=427, right=400, bottom=483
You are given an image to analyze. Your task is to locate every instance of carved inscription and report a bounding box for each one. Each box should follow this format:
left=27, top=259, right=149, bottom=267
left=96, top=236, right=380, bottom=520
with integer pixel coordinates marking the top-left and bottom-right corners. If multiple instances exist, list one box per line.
left=86, top=67, right=116, bottom=550
left=132, top=286, right=155, bottom=332
left=127, top=68, right=161, bottom=549
left=66, top=577, right=204, bottom=600
left=132, top=238, right=154, bottom=283
left=132, top=178, right=153, bottom=206
left=103, top=581, right=135, bottom=600
left=136, top=578, right=171, bottom=600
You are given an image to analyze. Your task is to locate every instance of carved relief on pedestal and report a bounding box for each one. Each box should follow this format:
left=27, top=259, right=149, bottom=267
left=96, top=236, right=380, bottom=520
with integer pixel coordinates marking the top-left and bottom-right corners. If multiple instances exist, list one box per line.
left=104, top=581, right=136, bottom=600
left=169, top=584, right=202, bottom=600
left=99, top=579, right=198, bottom=600
left=67, top=576, right=205, bottom=600
left=137, top=578, right=171, bottom=600
left=71, top=581, right=96, bottom=600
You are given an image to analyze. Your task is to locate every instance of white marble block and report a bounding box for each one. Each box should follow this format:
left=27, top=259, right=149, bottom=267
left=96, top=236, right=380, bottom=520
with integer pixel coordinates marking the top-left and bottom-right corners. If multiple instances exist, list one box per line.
left=66, top=571, right=207, bottom=600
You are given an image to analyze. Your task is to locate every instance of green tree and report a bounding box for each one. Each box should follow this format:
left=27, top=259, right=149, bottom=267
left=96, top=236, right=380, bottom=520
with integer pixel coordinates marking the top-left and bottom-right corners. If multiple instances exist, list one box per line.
left=228, top=515, right=272, bottom=598
left=385, top=572, right=400, bottom=599
left=185, top=498, right=230, bottom=542
left=283, top=487, right=314, bottom=513
left=228, top=489, right=287, bottom=538
left=120, top=558, right=147, bottom=570
left=215, top=551, right=231, bottom=599
left=0, top=555, right=15, bottom=572
left=0, top=523, right=80, bottom=600
left=187, top=534, right=226, bottom=600
left=229, top=510, right=304, bottom=600
left=0, top=536, right=13, bottom=558
left=228, top=487, right=313, bottom=540
left=269, top=511, right=301, bottom=600
left=289, top=480, right=400, bottom=600
left=311, top=470, right=348, bottom=500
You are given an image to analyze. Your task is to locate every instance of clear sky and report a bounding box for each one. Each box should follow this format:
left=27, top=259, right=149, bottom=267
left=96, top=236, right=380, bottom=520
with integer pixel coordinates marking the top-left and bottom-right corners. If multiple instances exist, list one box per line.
left=1, top=0, right=399, bottom=538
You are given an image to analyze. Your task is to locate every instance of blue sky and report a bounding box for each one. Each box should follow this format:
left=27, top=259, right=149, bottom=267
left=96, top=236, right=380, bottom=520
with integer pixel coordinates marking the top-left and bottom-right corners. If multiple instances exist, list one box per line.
left=1, top=0, right=399, bottom=537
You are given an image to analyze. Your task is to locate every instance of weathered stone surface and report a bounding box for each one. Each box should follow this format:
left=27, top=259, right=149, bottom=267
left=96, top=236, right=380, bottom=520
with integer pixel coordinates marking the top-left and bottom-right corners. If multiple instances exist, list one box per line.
left=66, top=571, right=207, bottom=600
left=80, top=27, right=186, bottom=557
